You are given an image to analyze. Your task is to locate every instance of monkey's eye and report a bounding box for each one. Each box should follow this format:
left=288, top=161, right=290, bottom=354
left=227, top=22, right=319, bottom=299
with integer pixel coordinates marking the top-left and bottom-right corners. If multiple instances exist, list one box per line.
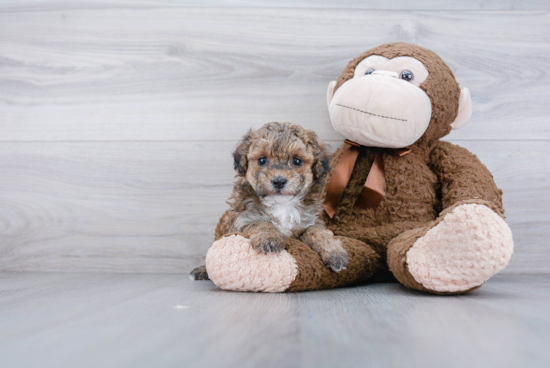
left=400, top=70, right=414, bottom=82
left=258, top=157, right=268, bottom=166
left=292, top=158, right=303, bottom=167
left=365, top=68, right=375, bottom=75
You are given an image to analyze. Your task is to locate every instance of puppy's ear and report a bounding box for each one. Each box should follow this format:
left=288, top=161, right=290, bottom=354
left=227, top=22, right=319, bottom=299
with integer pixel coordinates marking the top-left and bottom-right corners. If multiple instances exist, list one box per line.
left=233, top=129, right=254, bottom=176
left=303, top=128, right=331, bottom=180
left=314, top=141, right=331, bottom=180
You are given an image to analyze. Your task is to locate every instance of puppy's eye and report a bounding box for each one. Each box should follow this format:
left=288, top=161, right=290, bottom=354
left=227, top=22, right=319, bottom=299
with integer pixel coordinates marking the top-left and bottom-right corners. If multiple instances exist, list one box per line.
left=365, top=68, right=375, bottom=75
left=258, top=157, right=268, bottom=166
left=292, top=158, right=303, bottom=167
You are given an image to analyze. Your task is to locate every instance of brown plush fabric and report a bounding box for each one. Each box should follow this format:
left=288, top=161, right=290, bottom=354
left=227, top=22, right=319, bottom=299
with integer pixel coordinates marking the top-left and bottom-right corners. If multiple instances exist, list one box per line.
left=430, top=141, right=504, bottom=217
left=333, top=42, right=461, bottom=145
left=323, top=140, right=504, bottom=229
left=321, top=140, right=504, bottom=293
left=287, top=236, right=379, bottom=292
left=319, top=42, right=505, bottom=294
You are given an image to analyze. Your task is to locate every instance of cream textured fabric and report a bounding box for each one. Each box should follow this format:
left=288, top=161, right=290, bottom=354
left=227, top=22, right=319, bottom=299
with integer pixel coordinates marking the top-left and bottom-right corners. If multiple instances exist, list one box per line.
left=328, top=73, right=432, bottom=148
left=353, top=56, right=429, bottom=87
left=406, top=204, right=514, bottom=292
left=450, top=87, right=472, bottom=130
left=205, top=234, right=299, bottom=293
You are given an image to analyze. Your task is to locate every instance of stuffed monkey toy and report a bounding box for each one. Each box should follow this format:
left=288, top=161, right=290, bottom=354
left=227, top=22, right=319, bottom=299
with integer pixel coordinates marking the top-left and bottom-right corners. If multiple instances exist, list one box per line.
left=200, top=42, right=514, bottom=294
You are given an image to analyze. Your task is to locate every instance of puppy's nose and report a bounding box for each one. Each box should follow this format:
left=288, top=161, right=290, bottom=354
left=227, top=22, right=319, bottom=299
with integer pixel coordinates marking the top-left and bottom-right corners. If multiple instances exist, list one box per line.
left=272, top=177, right=287, bottom=190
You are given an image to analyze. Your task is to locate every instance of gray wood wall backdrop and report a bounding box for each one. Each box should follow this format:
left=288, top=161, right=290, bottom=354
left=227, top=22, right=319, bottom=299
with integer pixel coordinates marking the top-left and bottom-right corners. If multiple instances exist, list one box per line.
left=0, top=0, right=549, bottom=274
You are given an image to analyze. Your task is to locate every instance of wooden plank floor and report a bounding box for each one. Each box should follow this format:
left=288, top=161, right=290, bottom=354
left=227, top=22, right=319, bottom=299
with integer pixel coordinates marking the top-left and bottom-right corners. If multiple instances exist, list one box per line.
left=0, top=272, right=549, bottom=368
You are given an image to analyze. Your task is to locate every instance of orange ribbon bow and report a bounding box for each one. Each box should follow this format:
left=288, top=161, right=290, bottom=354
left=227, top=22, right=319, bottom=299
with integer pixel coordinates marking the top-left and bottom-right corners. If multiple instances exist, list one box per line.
left=323, top=140, right=411, bottom=218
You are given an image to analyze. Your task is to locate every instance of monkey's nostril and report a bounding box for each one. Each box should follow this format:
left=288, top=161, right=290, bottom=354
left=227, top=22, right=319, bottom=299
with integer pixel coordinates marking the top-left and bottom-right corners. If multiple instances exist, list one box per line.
left=272, top=177, right=288, bottom=190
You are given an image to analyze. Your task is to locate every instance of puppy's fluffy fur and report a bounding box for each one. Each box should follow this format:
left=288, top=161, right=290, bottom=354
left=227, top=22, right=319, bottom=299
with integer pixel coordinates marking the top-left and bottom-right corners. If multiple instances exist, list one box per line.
left=191, top=122, right=348, bottom=280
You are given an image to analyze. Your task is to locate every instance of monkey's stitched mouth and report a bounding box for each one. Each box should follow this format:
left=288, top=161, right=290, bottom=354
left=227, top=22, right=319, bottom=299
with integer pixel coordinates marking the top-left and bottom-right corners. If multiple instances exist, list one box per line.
left=335, top=104, right=407, bottom=122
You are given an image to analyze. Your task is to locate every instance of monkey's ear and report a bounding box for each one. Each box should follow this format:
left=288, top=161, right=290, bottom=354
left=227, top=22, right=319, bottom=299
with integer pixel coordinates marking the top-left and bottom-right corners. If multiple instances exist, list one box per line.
left=327, top=81, right=336, bottom=107
left=233, top=129, right=254, bottom=176
left=451, top=87, right=472, bottom=130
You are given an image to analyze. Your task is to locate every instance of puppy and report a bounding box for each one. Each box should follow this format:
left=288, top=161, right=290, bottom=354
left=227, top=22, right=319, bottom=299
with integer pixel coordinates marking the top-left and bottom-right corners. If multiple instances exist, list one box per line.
left=191, top=122, right=348, bottom=280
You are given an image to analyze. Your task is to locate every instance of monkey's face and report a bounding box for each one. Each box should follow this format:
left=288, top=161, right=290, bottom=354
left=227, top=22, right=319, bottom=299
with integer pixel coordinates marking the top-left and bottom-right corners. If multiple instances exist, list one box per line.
left=328, top=55, right=432, bottom=149
left=245, top=135, right=315, bottom=202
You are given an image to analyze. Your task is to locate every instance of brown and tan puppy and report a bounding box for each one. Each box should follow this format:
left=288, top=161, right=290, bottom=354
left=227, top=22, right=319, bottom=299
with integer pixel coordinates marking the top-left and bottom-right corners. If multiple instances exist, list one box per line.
left=191, top=122, right=348, bottom=280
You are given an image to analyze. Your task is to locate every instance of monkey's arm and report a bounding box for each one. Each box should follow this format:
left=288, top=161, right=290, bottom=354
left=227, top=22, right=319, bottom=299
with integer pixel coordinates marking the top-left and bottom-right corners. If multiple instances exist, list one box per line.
left=429, top=140, right=504, bottom=216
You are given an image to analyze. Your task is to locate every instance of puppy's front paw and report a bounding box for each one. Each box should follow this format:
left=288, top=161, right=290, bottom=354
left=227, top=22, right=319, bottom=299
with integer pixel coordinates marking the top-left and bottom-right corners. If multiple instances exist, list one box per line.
left=252, top=236, right=286, bottom=253
left=321, top=248, right=349, bottom=273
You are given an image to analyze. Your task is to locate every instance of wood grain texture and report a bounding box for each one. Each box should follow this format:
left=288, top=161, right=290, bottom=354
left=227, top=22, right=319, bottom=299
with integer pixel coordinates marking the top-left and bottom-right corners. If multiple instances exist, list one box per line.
left=0, top=141, right=231, bottom=273
left=0, top=1, right=548, bottom=274
left=0, top=140, right=547, bottom=273
left=0, top=272, right=549, bottom=368
left=0, top=6, right=549, bottom=141
left=2, top=0, right=550, bottom=11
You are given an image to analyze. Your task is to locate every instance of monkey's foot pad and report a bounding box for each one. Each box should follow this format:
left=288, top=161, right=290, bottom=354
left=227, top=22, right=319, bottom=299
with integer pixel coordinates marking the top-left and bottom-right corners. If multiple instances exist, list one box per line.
left=406, top=204, right=514, bottom=293
left=205, top=234, right=298, bottom=292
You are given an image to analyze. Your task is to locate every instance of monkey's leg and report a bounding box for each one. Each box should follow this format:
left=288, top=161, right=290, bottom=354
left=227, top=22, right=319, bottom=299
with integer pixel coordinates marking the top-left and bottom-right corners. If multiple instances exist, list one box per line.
left=387, top=203, right=514, bottom=295
left=204, top=234, right=380, bottom=292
